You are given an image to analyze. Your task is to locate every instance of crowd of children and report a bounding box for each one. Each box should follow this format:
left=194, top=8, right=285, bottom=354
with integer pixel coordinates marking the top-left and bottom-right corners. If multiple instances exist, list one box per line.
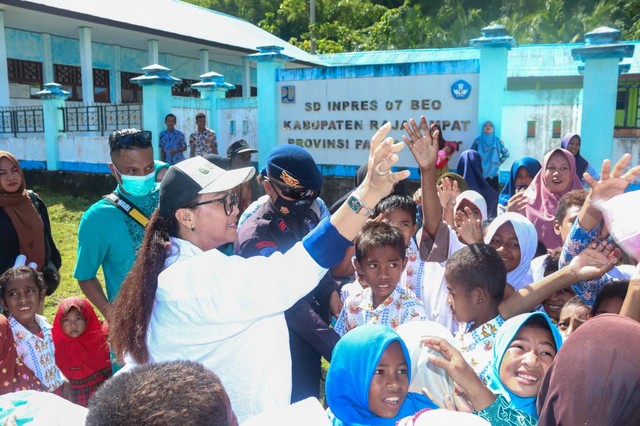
left=0, top=115, right=639, bottom=425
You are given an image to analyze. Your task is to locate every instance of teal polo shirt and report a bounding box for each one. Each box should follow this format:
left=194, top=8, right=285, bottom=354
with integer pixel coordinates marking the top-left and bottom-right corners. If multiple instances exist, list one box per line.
left=74, top=185, right=159, bottom=300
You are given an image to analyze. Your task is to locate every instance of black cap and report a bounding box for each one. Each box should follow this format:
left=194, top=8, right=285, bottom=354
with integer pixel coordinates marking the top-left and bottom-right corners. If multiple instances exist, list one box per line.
left=226, top=139, right=258, bottom=158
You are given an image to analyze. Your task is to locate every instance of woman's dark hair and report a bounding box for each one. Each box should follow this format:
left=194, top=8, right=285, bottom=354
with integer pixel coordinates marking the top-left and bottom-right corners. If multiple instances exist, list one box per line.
left=0, top=266, right=46, bottom=300
left=110, top=196, right=200, bottom=364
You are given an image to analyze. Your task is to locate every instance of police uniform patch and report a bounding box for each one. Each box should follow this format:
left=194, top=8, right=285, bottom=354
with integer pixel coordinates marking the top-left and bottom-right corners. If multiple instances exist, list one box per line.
left=256, top=241, right=277, bottom=250
left=276, top=218, right=289, bottom=232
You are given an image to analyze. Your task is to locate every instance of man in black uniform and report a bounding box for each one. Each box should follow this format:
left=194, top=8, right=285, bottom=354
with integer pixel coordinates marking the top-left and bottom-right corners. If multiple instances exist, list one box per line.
left=235, top=144, right=340, bottom=403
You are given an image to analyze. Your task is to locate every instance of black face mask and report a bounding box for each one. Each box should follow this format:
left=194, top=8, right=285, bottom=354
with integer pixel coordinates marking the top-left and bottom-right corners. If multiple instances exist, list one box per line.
left=274, top=196, right=315, bottom=222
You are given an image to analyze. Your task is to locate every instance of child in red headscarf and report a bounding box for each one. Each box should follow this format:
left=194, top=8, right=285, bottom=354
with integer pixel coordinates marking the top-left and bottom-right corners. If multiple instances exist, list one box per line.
left=52, top=297, right=111, bottom=406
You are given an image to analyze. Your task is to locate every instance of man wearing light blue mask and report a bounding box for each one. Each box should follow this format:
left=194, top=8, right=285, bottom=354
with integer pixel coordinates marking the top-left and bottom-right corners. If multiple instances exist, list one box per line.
left=74, top=129, right=159, bottom=322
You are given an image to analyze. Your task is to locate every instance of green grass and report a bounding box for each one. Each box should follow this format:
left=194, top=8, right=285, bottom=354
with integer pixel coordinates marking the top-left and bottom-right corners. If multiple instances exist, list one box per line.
left=32, top=187, right=104, bottom=321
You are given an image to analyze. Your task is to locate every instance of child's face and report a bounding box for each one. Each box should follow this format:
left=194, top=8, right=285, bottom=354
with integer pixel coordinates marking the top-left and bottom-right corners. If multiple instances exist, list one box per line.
left=368, top=341, right=409, bottom=418
left=542, top=288, right=574, bottom=321
left=557, top=303, right=590, bottom=339
left=444, top=272, right=477, bottom=323
left=62, top=307, right=87, bottom=338
left=383, top=208, right=417, bottom=247
left=355, top=246, right=407, bottom=308
left=514, top=167, right=533, bottom=188
left=1, top=276, right=43, bottom=326
left=499, top=326, right=557, bottom=398
left=165, top=115, right=176, bottom=131
left=593, top=296, right=624, bottom=316
left=488, top=222, right=521, bottom=273
left=554, top=205, right=580, bottom=243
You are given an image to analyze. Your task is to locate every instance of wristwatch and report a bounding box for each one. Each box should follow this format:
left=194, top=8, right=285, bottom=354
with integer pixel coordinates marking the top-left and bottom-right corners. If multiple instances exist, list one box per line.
left=347, top=193, right=374, bottom=216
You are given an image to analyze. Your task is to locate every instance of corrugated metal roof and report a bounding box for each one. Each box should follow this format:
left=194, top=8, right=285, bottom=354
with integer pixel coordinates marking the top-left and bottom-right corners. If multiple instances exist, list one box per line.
left=13, top=0, right=327, bottom=66
left=320, top=41, right=640, bottom=77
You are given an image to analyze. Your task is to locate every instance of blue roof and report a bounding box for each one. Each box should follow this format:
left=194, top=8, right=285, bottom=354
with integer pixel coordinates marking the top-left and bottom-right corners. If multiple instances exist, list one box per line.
left=319, top=41, right=640, bottom=77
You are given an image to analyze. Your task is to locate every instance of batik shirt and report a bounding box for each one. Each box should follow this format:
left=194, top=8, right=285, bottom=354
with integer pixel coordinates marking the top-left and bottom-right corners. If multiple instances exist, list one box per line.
left=455, top=315, right=505, bottom=382
left=159, top=129, right=186, bottom=165
left=334, top=285, right=426, bottom=336
left=558, top=218, right=614, bottom=306
left=400, top=238, right=425, bottom=299
left=189, top=127, right=217, bottom=156
left=10, top=315, right=65, bottom=392
left=476, top=395, right=537, bottom=426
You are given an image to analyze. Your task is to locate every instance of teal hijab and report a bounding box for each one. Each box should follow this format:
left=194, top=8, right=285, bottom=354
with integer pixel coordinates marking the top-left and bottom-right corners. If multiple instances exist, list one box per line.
left=486, top=312, right=562, bottom=419
left=326, top=324, right=437, bottom=426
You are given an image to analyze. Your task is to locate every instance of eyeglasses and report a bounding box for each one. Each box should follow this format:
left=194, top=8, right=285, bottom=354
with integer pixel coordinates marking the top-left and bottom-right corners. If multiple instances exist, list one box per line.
left=191, top=192, right=239, bottom=216
left=266, top=177, right=318, bottom=200
left=111, top=130, right=152, bottom=153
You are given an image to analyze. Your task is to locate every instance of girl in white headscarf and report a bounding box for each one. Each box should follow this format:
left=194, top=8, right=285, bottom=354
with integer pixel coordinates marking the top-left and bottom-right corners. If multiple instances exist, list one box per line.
left=484, top=213, right=538, bottom=290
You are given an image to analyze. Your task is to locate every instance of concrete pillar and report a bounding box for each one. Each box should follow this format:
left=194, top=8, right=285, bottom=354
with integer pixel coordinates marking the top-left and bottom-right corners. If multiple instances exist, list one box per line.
left=246, top=46, right=293, bottom=168
left=36, top=83, right=70, bottom=171
left=78, top=27, right=94, bottom=103
left=199, top=49, right=209, bottom=75
left=113, top=45, right=122, bottom=104
left=0, top=10, right=10, bottom=106
left=572, top=27, right=634, bottom=167
left=470, top=24, right=517, bottom=144
left=191, top=71, right=235, bottom=134
left=42, top=34, right=54, bottom=85
left=242, top=57, right=251, bottom=98
left=131, top=65, right=181, bottom=160
left=148, top=39, right=159, bottom=65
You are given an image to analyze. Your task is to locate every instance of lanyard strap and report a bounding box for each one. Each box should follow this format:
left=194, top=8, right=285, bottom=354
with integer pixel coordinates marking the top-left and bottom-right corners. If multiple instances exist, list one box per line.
left=103, top=192, right=149, bottom=227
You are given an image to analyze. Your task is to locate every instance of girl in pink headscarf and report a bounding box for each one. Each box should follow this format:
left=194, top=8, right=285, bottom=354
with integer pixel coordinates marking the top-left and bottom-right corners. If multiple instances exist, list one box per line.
left=520, top=149, right=583, bottom=251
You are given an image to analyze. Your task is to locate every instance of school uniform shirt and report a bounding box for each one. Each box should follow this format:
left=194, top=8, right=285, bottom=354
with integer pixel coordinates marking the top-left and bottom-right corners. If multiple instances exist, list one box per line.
left=454, top=315, right=505, bottom=383
left=10, top=315, right=64, bottom=392
left=399, top=238, right=425, bottom=298
left=334, top=285, right=427, bottom=336
left=74, top=185, right=159, bottom=300
left=142, top=230, right=345, bottom=424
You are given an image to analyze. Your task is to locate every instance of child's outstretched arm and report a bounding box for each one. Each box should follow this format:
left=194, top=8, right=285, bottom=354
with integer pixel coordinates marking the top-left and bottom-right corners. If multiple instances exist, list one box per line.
left=499, top=240, right=620, bottom=319
left=403, top=116, right=440, bottom=240
left=620, top=263, right=640, bottom=322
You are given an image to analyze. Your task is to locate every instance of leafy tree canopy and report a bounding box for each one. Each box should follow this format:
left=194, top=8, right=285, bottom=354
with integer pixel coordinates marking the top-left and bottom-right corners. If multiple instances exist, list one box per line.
left=191, top=0, right=639, bottom=53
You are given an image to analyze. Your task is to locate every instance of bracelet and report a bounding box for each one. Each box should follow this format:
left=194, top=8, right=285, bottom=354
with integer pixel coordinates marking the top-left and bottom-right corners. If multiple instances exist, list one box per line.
left=347, top=193, right=375, bottom=216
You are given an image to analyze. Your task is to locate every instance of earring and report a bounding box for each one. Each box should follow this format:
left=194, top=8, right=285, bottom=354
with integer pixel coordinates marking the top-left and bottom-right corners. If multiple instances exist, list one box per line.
left=191, top=225, right=195, bottom=232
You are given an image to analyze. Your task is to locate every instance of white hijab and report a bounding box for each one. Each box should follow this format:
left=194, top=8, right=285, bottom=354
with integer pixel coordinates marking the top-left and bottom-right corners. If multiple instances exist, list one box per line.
left=484, top=212, right=538, bottom=290
left=454, top=190, right=488, bottom=221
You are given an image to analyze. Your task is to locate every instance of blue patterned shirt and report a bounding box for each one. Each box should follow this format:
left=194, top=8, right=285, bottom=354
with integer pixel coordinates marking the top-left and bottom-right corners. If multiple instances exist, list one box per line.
left=558, top=218, right=613, bottom=306
left=159, top=129, right=186, bottom=165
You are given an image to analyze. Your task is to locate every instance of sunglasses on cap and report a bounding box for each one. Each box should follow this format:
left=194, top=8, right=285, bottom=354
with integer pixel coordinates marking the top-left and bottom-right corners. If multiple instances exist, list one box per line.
left=191, top=192, right=239, bottom=216
left=266, top=177, right=318, bottom=200
left=111, top=130, right=152, bottom=153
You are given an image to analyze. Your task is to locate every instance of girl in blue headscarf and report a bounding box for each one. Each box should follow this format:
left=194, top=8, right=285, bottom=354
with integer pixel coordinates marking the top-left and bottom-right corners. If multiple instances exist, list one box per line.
left=472, top=121, right=510, bottom=190
left=498, top=157, right=542, bottom=213
left=456, top=150, right=498, bottom=218
left=326, top=324, right=437, bottom=425
left=486, top=312, right=562, bottom=419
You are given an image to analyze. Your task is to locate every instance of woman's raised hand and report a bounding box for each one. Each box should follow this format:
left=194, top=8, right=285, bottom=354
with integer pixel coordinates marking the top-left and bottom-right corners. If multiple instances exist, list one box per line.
left=586, top=153, right=640, bottom=206
left=362, top=122, right=410, bottom=201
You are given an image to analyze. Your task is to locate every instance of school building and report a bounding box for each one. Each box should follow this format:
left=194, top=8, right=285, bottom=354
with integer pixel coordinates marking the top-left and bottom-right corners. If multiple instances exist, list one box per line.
left=0, top=0, right=638, bottom=192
